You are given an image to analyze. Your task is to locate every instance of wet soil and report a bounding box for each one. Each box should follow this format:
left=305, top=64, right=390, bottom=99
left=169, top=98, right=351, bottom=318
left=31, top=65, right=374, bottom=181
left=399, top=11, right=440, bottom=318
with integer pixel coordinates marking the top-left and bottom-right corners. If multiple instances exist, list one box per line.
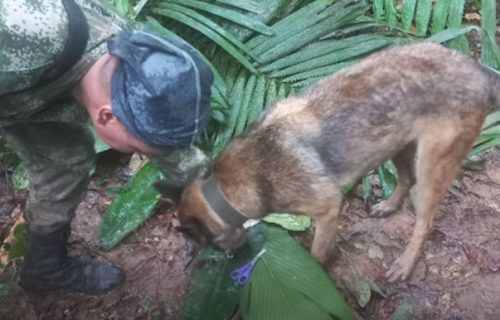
left=0, top=148, right=499, bottom=320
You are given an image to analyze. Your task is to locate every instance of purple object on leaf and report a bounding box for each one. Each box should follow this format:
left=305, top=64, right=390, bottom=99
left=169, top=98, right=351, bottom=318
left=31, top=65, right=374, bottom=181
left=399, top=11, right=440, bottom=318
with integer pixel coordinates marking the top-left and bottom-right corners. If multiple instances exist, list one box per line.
left=230, top=249, right=267, bottom=285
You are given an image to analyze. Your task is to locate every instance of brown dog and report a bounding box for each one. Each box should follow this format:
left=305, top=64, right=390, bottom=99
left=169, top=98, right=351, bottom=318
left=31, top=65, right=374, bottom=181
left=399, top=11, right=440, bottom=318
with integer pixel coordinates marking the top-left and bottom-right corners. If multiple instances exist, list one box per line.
left=156, top=42, right=500, bottom=282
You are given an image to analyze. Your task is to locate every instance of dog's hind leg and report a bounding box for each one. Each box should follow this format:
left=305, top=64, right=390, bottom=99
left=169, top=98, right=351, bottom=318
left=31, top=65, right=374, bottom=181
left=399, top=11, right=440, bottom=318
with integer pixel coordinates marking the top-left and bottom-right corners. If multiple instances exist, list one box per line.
left=370, top=142, right=417, bottom=217
left=386, top=121, right=480, bottom=282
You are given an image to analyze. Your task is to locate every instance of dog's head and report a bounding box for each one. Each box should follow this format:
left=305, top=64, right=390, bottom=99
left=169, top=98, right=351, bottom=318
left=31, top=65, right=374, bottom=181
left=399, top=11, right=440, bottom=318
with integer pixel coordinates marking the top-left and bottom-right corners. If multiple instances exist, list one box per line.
left=155, top=180, right=247, bottom=253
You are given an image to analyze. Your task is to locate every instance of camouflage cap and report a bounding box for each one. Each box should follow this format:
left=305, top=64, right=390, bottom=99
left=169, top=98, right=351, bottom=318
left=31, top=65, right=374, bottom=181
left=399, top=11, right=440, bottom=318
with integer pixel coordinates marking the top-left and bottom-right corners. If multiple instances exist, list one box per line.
left=107, top=30, right=213, bottom=148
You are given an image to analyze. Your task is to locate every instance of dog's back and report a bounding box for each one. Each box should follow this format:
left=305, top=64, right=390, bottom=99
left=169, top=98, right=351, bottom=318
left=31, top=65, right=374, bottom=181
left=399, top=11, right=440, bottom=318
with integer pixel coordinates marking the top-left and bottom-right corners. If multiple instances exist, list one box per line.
left=217, top=43, right=495, bottom=189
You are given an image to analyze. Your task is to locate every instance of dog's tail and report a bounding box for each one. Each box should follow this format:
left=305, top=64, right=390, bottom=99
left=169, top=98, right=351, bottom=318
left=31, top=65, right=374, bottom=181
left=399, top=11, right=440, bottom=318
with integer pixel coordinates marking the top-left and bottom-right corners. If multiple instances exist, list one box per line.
left=481, top=64, right=500, bottom=112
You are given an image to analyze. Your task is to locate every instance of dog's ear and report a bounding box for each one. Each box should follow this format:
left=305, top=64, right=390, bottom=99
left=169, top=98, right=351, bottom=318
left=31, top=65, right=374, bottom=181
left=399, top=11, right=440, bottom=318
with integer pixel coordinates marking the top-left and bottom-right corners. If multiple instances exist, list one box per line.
left=154, top=180, right=184, bottom=204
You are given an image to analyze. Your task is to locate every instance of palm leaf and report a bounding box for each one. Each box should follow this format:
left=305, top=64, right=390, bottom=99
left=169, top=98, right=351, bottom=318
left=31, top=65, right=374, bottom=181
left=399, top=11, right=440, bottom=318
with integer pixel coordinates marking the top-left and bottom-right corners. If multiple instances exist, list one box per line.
left=431, top=0, right=450, bottom=34
left=246, top=0, right=336, bottom=50
left=255, top=0, right=368, bottom=64
left=446, top=0, right=469, bottom=53
left=154, top=4, right=257, bottom=72
left=401, top=0, right=417, bottom=32
left=234, top=74, right=257, bottom=136
left=247, top=76, right=268, bottom=124
left=167, top=0, right=274, bottom=36
left=425, top=25, right=480, bottom=43
left=414, top=0, right=432, bottom=36
left=384, top=0, right=397, bottom=29
left=481, top=0, right=498, bottom=68
left=260, top=34, right=386, bottom=73
left=373, top=0, right=384, bottom=21
left=215, top=0, right=263, bottom=14
left=272, top=37, right=395, bottom=78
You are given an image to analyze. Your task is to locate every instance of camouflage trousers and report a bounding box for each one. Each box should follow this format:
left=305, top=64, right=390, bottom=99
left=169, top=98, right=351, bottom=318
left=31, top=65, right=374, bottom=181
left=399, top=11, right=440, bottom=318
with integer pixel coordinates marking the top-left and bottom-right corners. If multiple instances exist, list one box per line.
left=0, top=100, right=95, bottom=234
left=1, top=101, right=209, bottom=234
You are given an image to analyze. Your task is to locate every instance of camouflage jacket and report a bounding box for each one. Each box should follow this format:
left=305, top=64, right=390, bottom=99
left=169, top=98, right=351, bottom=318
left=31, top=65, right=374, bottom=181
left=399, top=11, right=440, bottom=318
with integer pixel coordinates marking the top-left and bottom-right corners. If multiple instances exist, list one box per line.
left=0, top=0, right=130, bottom=126
left=0, top=0, right=210, bottom=188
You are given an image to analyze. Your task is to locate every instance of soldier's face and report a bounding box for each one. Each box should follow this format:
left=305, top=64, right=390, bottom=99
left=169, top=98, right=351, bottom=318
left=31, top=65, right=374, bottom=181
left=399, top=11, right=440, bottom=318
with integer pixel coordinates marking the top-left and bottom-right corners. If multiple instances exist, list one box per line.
left=76, top=53, right=162, bottom=156
left=90, top=104, right=162, bottom=155
left=94, top=112, right=162, bottom=155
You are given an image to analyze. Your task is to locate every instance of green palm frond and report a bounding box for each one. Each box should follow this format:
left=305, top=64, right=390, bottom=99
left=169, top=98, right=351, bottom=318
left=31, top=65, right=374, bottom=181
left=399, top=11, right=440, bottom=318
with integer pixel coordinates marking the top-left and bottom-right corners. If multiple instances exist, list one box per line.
left=153, top=3, right=258, bottom=71
left=166, top=0, right=274, bottom=36
left=369, top=0, right=470, bottom=51
left=214, top=0, right=263, bottom=14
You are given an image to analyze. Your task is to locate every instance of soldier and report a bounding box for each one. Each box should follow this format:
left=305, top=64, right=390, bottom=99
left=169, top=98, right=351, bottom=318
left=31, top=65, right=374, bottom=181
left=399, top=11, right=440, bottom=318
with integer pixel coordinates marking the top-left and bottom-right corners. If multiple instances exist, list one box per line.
left=0, top=0, right=213, bottom=295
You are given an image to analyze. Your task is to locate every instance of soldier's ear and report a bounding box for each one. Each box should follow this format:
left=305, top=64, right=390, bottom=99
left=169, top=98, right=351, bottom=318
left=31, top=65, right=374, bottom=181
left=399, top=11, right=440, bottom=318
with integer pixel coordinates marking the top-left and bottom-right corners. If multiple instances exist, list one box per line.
left=154, top=180, right=184, bottom=204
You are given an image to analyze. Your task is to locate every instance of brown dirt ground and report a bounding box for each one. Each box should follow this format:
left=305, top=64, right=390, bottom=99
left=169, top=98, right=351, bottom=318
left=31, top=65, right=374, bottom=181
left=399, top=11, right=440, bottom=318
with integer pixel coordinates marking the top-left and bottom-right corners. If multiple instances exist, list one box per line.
left=1, top=147, right=500, bottom=320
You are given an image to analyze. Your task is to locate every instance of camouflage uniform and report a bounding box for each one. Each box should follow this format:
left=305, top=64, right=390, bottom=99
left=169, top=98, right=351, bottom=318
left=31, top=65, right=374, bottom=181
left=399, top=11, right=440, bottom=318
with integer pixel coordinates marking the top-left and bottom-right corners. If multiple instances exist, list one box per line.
left=0, top=0, right=208, bottom=234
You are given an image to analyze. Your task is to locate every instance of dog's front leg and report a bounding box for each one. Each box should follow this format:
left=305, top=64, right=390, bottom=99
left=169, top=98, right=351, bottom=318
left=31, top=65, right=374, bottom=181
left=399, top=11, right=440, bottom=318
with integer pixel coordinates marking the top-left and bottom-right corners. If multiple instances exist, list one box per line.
left=310, top=193, right=344, bottom=265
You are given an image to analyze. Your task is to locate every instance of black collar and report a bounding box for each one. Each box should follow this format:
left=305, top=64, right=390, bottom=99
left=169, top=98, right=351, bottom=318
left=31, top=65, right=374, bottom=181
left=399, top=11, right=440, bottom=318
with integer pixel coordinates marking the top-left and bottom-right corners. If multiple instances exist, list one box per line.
left=201, top=175, right=247, bottom=228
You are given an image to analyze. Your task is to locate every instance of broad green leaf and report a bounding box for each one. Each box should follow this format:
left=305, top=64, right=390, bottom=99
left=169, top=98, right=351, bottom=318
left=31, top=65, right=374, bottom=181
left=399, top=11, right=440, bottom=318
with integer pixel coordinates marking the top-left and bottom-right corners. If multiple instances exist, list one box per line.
left=414, top=0, right=432, bottom=36
left=401, top=0, right=417, bottom=32
left=263, top=213, right=311, bottom=231
left=11, top=162, right=28, bottom=190
left=168, top=0, right=274, bottom=36
left=481, top=0, right=498, bottom=68
left=431, top=0, right=450, bottom=34
left=240, top=225, right=354, bottom=320
left=241, top=262, right=333, bottom=320
left=446, top=0, right=469, bottom=53
left=97, top=161, right=163, bottom=251
left=181, top=223, right=266, bottom=320
left=154, top=6, right=257, bottom=72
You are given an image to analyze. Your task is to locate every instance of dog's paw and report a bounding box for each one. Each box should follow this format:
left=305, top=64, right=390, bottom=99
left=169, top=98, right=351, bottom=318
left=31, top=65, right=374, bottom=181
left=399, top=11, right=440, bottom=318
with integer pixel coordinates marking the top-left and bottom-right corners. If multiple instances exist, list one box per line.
left=385, top=256, right=415, bottom=282
left=369, top=201, right=398, bottom=218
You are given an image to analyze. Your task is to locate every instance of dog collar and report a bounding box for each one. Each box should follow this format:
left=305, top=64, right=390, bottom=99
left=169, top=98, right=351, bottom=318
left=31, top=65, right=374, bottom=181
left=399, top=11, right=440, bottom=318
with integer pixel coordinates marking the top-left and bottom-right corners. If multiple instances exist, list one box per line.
left=201, top=175, right=247, bottom=228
